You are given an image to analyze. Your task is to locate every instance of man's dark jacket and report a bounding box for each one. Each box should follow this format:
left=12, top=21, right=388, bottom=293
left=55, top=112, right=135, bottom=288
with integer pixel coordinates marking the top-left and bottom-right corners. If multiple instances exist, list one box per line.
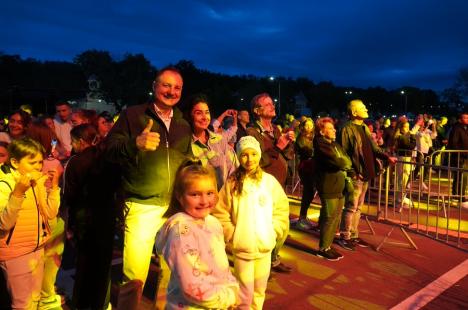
left=105, top=103, right=191, bottom=205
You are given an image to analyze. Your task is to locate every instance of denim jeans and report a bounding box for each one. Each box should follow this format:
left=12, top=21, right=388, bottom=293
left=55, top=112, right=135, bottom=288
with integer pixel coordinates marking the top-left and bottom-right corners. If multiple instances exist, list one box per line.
left=340, top=179, right=368, bottom=240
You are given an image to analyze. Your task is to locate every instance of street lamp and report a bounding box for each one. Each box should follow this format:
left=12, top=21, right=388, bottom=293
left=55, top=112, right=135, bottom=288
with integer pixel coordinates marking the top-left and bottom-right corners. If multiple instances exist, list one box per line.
left=269, top=76, right=281, bottom=116
left=400, top=90, right=408, bottom=114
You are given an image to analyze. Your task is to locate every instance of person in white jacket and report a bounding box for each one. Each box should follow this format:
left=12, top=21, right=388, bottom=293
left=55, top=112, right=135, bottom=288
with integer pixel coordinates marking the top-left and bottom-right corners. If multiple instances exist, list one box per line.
left=415, top=119, right=437, bottom=190
left=156, top=159, right=239, bottom=309
left=212, top=136, right=290, bottom=310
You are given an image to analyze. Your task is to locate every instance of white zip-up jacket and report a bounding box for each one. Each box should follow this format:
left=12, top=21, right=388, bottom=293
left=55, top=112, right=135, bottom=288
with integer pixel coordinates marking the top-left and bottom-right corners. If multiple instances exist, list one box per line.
left=213, top=172, right=289, bottom=260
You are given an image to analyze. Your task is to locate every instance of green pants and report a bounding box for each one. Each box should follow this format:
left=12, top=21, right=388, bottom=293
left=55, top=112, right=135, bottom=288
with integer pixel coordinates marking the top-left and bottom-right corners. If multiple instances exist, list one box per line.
left=319, top=197, right=344, bottom=250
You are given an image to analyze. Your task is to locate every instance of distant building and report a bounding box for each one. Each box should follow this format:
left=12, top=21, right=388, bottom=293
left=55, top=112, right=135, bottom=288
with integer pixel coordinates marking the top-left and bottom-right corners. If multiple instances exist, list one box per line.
left=73, top=75, right=117, bottom=114
left=294, top=92, right=312, bottom=117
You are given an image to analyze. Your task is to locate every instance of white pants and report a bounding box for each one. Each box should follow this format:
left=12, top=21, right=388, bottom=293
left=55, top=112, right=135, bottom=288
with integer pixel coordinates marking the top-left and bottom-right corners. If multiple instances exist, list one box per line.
left=234, top=254, right=271, bottom=310
left=0, top=249, right=45, bottom=310
left=122, top=201, right=168, bottom=283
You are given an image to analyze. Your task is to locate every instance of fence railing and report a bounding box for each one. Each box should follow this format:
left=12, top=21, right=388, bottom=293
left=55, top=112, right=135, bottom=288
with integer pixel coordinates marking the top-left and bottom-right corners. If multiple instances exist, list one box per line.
left=365, top=150, right=468, bottom=249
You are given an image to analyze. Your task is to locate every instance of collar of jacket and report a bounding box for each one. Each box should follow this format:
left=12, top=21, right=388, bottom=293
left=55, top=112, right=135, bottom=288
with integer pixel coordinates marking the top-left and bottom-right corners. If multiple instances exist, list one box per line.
left=192, top=129, right=222, bottom=146
left=144, top=103, right=184, bottom=123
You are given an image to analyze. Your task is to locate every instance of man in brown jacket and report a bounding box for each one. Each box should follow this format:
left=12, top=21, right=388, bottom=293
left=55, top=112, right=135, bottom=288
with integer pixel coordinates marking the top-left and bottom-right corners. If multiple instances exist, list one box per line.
left=247, top=92, right=294, bottom=273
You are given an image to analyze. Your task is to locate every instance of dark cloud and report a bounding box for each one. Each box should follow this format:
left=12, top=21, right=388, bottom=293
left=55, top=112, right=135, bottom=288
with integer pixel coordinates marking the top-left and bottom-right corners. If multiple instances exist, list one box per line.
left=2, top=0, right=467, bottom=90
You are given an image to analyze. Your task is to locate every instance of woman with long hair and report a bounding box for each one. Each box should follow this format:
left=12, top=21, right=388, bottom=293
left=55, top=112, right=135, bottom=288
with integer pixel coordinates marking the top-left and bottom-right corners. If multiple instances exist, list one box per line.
left=185, top=93, right=239, bottom=189
left=0, top=110, right=32, bottom=143
left=295, top=117, right=317, bottom=230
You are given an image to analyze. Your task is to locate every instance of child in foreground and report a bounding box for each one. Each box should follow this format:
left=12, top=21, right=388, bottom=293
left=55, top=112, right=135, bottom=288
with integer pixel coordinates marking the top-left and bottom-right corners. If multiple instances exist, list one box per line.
left=0, top=138, right=61, bottom=309
left=212, top=136, right=290, bottom=309
left=156, top=159, right=239, bottom=309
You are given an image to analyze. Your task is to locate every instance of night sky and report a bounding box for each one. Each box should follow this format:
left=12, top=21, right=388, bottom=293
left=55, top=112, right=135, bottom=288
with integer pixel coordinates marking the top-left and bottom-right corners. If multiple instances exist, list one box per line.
left=2, top=0, right=467, bottom=91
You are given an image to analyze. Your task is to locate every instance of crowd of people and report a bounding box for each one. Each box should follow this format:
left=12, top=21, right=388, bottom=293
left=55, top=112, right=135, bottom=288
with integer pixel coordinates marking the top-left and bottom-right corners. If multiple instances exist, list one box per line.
left=0, top=66, right=466, bottom=309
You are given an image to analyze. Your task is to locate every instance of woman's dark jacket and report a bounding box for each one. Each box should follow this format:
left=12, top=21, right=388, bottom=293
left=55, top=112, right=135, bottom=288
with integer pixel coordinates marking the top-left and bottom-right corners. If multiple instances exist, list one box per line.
left=313, top=136, right=353, bottom=199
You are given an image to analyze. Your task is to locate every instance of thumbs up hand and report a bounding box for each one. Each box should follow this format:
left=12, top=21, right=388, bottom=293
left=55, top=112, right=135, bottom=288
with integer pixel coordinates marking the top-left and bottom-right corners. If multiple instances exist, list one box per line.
left=136, top=119, right=160, bottom=151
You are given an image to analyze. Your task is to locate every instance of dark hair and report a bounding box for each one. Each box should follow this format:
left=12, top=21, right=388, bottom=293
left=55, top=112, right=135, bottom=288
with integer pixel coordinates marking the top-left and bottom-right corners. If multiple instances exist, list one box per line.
left=165, top=158, right=218, bottom=218
left=98, top=111, right=113, bottom=123
left=183, top=93, right=210, bottom=128
left=55, top=101, right=71, bottom=107
left=70, top=124, right=98, bottom=145
left=297, top=118, right=314, bottom=147
left=0, top=141, right=9, bottom=149
left=9, top=109, right=32, bottom=130
left=7, top=137, right=45, bottom=164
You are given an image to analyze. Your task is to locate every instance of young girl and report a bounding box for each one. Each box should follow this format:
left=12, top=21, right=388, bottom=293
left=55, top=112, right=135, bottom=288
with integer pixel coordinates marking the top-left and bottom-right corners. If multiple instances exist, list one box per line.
left=212, top=136, right=289, bottom=309
left=0, top=138, right=61, bottom=309
left=156, top=159, right=239, bottom=309
left=27, top=120, right=65, bottom=309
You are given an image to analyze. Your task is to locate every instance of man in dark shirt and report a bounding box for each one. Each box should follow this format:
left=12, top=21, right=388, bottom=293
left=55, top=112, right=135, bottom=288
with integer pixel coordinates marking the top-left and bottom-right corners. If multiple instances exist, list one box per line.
left=236, top=110, right=251, bottom=144
left=447, top=112, right=468, bottom=207
left=338, top=100, right=397, bottom=251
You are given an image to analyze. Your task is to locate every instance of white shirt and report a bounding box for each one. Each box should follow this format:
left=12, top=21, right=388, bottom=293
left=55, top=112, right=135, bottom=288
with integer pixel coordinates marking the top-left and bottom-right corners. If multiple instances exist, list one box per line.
left=53, top=117, right=72, bottom=153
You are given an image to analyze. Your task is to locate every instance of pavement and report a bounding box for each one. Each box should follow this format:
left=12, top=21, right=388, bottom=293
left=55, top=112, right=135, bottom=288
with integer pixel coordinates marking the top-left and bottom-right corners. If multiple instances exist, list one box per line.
left=1, top=195, right=466, bottom=309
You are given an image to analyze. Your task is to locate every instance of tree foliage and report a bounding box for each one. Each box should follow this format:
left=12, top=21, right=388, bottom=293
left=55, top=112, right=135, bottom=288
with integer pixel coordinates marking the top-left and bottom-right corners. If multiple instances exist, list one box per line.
left=0, top=50, right=462, bottom=118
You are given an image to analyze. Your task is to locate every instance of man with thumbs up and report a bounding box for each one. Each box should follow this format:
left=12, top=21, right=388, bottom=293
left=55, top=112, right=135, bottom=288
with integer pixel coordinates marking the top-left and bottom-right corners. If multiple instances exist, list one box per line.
left=106, top=66, right=191, bottom=309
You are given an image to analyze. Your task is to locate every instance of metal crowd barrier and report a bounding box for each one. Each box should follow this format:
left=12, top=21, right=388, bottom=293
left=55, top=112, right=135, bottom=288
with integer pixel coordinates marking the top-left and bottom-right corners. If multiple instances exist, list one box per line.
left=365, top=150, right=468, bottom=250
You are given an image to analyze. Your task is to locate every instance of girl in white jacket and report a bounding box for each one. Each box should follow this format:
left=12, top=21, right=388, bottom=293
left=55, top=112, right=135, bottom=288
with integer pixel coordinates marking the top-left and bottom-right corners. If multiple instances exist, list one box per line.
left=212, top=136, right=290, bottom=310
left=156, top=159, right=239, bottom=309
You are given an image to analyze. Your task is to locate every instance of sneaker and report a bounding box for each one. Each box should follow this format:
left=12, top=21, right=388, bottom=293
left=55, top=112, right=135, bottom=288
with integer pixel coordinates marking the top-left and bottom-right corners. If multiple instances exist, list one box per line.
left=402, top=197, right=413, bottom=208
left=351, top=238, right=370, bottom=248
left=316, top=248, right=341, bottom=261
left=328, top=247, right=344, bottom=260
left=336, top=238, right=355, bottom=251
left=271, top=262, right=292, bottom=273
left=296, top=217, right=316, bottom=231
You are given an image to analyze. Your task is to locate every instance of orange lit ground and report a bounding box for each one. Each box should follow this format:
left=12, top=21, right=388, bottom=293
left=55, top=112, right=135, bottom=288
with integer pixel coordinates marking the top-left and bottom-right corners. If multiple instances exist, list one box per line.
left=126, top=200, right=468, bottom=309
left=48, top=196, right=468, bottom=310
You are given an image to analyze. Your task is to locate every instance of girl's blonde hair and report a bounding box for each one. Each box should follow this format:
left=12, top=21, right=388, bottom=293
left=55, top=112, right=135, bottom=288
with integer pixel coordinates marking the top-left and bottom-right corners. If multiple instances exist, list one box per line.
left=165, top=158, right=218, bottom=218
left=230, top=163, right=263, bottom=196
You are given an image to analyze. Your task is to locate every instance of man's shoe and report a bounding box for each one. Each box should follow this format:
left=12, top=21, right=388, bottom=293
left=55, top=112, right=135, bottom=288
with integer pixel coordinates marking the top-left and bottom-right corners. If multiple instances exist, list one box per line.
left=336, top=238, right=355, bottom=251
left=351, top=238, right=370, bottom=248
left=296, top=217, right=316, bottom=231
left=271, top=262, right=292, bottom=273
left=316, top=248, right=341, bottom=261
